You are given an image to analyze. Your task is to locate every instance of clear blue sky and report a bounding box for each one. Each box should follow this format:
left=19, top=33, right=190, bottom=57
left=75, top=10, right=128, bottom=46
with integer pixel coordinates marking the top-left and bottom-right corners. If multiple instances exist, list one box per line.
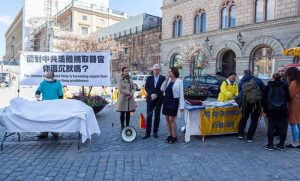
left=0, top=0, right=162, bottom=60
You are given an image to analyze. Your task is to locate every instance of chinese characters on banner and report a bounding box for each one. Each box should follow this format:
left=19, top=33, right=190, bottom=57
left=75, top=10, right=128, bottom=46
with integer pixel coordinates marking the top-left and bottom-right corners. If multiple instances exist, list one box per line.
left=200, top=107, right=241, bottom=135
left=20, top=52, right=111, bottom=86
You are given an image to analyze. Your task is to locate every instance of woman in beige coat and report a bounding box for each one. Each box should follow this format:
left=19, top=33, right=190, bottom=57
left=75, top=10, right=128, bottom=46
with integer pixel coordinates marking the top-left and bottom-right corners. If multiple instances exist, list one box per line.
left=285, top=67, right=300, bottom=148
left=116, top=67, right=136, bottom=129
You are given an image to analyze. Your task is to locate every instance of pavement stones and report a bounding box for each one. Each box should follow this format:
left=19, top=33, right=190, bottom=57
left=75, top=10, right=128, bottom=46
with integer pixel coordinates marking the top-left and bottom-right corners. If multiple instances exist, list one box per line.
left=0, top=100, right=300, bottom=180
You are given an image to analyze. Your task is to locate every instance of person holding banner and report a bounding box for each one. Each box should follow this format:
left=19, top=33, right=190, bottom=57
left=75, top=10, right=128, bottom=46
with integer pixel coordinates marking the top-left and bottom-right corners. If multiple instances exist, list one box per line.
left=116, top=67, right=136, bottom=130
left=161, top=67, right=185, bottom=144
left=35, top=71, right=63, bottom=139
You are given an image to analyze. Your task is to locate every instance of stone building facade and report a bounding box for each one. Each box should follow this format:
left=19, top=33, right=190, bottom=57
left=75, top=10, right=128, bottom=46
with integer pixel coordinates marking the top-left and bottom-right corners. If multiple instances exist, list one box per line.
left=161, top=0, right=300, bottom=78
left=94, top=14, right=162, bottom=80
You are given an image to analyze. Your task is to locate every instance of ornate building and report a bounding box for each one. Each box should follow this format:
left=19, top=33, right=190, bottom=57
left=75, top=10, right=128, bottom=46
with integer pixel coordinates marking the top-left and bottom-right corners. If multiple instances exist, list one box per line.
left=161, top=0, right=300, bottom=78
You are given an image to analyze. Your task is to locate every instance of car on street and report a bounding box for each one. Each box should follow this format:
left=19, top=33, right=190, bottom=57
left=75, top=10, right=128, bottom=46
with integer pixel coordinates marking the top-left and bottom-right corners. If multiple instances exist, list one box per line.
left=132, top=74, right=149, bottom=90
left=0, top=73, right=11, bottom=87
left=183, top=75, right=226, bottom=97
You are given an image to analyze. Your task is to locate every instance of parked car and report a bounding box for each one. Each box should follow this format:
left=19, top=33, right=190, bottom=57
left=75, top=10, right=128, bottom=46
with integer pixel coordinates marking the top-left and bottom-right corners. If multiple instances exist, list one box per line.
left=0, top=73, right=11, bottom=87
left=132, top=75, right=149, bottom=90
left=183, top=75, right=226, bottom=97
left=285, top=63, right=300, bottom=70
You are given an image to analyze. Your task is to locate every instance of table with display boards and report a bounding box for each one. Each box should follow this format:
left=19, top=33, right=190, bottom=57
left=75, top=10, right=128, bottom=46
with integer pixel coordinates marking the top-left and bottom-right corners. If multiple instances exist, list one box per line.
left=184, top=101, right=242, bottom=142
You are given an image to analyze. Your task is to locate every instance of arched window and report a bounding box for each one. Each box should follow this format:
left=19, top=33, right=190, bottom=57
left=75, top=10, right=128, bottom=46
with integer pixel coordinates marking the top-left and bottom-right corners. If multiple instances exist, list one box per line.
left=221, top=1, right=236, bottom=29
left=255, top=0, right=275, bottom=23
left=253, top=46, right=275, bottom=79
left=194, top=9, right=206, bottom=34
left=173, top=16, right=183, bottom=38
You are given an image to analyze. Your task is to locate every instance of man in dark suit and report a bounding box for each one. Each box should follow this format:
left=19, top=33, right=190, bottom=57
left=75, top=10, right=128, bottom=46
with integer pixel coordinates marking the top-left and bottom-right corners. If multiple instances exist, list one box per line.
left=143, top=64, right=166, bottom=139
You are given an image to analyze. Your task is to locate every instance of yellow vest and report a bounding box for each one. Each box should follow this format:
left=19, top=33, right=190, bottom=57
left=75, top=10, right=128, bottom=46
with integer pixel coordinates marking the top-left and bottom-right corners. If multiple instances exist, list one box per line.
left=218, top=80, right=238, bottom=102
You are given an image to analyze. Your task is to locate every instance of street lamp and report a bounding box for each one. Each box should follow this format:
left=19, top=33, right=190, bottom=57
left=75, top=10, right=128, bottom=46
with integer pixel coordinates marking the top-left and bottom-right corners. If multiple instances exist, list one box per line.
left=237, top=32, right=245, bottom=47
left=204, top=37, right=212, bottom=51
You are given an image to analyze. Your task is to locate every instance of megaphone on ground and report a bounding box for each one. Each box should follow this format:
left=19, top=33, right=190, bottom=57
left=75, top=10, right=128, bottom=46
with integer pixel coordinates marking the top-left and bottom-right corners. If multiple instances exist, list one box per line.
left=121, top=126, right=137, bottom=142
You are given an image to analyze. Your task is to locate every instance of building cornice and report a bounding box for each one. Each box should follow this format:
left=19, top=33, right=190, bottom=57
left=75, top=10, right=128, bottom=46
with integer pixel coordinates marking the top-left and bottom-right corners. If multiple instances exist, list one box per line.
left=161, top=16, right=300, bottom=45
left=161, top=0, right=192, bottom=10
left=5, top=8, right=23, bottom=37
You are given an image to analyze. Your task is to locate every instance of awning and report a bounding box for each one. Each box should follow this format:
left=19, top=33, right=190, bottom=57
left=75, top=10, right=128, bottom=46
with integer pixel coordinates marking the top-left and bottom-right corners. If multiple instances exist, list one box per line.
left=282, top=47, right=300, bottom=56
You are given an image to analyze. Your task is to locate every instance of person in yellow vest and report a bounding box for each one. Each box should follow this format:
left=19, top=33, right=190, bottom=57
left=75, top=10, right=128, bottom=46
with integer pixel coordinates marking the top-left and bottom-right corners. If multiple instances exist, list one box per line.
left=113, top=88, right=119, bottom=102
left=139, top=85, right=148, bottom=99
left=218, top=72, right=238, bottom=102
left=63, top=86, right=74, bottom=99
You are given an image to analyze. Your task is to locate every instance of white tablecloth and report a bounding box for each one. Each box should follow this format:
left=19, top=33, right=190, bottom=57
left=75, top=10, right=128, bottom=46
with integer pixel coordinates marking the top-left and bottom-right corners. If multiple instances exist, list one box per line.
left=0, top=98, right=101, bottom=143
left=184, top=106, right=205, bottom=142
left=184, top=102, right=239, bottom=142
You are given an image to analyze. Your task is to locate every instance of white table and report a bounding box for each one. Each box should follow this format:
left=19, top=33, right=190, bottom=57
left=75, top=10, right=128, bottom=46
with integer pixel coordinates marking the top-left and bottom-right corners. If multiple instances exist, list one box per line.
left=184, top=103, right=241, bottom=142
left=0, top=98, right=101, bottom=150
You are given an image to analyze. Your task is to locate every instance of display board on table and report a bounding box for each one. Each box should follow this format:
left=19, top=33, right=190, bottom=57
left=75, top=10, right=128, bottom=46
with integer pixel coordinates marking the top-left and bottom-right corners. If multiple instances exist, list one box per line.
left=200, top=106, right=241, bottom=135
left=20, top=51, right=111, bottom=86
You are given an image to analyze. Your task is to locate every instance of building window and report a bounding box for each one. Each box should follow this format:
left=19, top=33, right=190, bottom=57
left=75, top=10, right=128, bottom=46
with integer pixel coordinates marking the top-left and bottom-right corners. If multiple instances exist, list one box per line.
left=82, top=16, right=88, bottom=21
left=173, top=15, right=183, bottom=38
left=255, top=0, right=275, bottom=23
left=194, top=9, right=206, bottom=34
left=221, top=1, right=236, bottom=29
left=81, top=27, right=89, bottom=35
left=253, top=46, right=275, bottom=79
left=124, top=48, right=129, bottom=54
left=99, top=19, right=105, bottom=25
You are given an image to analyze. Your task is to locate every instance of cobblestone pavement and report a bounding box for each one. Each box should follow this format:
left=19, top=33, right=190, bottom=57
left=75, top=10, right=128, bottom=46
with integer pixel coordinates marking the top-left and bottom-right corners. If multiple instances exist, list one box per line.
left=1, top=99, right=300, bottom=181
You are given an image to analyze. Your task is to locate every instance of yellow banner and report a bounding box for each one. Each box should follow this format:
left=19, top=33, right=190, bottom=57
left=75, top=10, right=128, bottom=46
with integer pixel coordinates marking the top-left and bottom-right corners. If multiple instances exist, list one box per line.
left=200, top=107, right=241, bottom=135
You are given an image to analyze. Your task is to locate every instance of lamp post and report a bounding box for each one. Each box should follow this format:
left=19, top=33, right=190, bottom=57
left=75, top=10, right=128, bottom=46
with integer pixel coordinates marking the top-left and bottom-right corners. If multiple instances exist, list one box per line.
left=237, top=32, right=245, bottom=47
left=204, top=37, right=212, bottom=51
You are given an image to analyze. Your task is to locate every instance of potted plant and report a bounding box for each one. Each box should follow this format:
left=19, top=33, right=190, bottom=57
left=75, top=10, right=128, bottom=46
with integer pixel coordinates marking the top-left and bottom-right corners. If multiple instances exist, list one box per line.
left=73, top=94, right=108, bottom=114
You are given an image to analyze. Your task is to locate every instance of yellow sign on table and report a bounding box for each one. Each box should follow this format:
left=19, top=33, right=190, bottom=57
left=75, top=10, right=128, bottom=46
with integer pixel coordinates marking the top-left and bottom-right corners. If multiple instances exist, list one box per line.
left=200, top=107, right=241, bottom=135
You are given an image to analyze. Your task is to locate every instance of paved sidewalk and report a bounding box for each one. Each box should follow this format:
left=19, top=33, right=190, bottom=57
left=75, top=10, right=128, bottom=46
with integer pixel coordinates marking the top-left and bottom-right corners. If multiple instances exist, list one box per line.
left=0, top=100, right=300, bottom=181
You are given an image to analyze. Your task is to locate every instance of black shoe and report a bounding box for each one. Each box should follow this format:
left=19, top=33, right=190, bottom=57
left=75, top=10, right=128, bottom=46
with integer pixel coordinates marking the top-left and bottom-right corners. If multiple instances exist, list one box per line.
left=166, top=136, right=171, bottom=143
left=274, top=144, right=284, bottom=151
left=264, top=144, right=274, bottom=151
left=142, top=135, right=150, bottom=139
left=52, top=134, right=59, bottom=140
left=168, top=137, right=177, bottom=144
left=37, top=134, right=48, bottom=139
left=153, top=133, right=158, bottom=138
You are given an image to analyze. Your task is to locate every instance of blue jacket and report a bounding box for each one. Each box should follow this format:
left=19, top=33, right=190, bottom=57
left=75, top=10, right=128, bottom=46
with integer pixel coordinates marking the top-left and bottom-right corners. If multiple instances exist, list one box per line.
left=35, top=80, right=63, bottom=100
left=237, top=75, right=265, bottom=100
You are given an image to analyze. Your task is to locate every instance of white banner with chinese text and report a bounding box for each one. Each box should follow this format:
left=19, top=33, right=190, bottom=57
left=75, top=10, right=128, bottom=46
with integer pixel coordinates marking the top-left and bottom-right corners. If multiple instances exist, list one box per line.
left=20, top=52, right=111, bottom=86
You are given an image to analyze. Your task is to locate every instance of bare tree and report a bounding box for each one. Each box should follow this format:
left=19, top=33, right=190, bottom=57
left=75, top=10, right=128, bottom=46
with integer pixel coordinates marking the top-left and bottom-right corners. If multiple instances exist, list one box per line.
left=179, top=39, right=211, bottom=78
left=54, top=34, right=124, bottom=58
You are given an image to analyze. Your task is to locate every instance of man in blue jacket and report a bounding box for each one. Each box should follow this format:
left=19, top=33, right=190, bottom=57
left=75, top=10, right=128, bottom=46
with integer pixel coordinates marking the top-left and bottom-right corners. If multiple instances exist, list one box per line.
left=35, top=71, right=63, bottom=139
left=143, top=64, right=166, bottom=139
left=237, top=70, right=265, bottom=142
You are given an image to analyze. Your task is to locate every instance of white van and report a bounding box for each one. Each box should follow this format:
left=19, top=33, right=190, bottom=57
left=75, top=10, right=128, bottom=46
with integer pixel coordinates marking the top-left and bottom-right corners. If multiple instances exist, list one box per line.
left=132, top=75, right=149, bottom=90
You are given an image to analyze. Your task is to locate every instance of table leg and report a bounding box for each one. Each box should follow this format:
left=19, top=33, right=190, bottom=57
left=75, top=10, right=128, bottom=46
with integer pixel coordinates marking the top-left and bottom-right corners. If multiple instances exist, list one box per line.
left=202, top=136, right=205, bottom=142
left=78, top=133, right=82, bottom=150
left=1, top=132, right=8, bottom=151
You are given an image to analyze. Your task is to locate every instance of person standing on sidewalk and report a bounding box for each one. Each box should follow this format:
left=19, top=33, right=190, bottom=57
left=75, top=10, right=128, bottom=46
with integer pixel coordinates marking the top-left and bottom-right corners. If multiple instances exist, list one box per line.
left=142, top=64, right=166, bottom=139
left=262, top=73, right=290, bottom=151
left=116, top=67, right=136, bottom=130
left=35, top=71, right=63, bottom=139
left=285, top=67, right=300, bottom=148
left=237, top=70, right=265, bottom=142
left=161, top=67, right=184, bottom=144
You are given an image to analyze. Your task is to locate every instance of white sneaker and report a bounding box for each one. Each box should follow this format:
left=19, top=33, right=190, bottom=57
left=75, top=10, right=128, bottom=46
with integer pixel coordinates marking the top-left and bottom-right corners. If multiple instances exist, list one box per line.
left=247, top=140, right=253, bottom=143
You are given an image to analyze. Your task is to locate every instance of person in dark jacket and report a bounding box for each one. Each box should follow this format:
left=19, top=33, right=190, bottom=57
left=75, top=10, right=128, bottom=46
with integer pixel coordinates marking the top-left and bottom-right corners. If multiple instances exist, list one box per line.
left=278, top=66, right=288, bottom=86
left=262, top=73, right=290, bottom=151
left=142, top=64, right=166, bottom=139
left=237, top=70, right=265, bottom=142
